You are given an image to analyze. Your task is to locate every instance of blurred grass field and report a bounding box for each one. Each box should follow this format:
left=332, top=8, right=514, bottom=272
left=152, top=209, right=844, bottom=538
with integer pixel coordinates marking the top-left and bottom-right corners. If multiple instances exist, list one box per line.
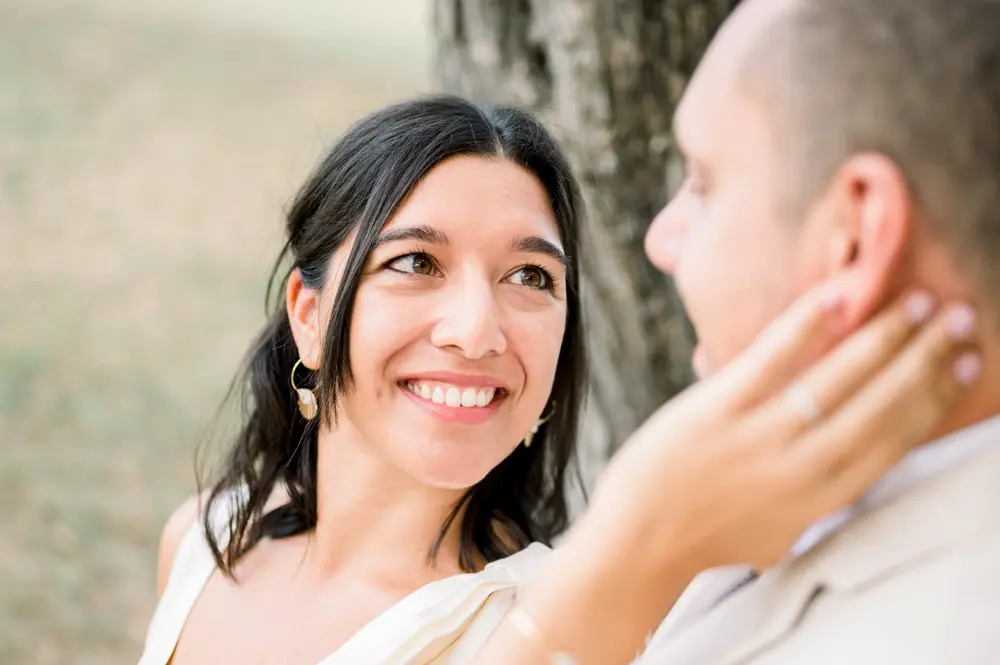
left=0, top=1, right=430, bottom=662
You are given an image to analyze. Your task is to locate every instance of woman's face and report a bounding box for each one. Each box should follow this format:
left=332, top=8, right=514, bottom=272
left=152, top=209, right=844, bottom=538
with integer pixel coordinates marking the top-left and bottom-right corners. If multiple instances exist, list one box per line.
left=312, top=155, right=568, bottom=489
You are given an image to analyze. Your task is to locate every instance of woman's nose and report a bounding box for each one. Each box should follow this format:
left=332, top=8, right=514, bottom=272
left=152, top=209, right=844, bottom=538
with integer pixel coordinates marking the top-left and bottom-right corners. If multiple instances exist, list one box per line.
left=429, top=280, right=507, bottom=359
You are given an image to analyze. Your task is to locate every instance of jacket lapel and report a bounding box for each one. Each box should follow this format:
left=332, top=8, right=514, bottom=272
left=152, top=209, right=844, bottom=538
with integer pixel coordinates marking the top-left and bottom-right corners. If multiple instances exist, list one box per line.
left=645, top=561, right=824, bottom=665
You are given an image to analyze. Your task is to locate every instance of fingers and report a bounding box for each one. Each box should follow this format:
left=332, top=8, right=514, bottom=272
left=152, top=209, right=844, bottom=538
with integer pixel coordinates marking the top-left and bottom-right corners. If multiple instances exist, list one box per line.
left=719, top=282, right=844, bottom=410
left=759, top=290, right=938, bottom=438
left=788, top=302, right=979, bottom=512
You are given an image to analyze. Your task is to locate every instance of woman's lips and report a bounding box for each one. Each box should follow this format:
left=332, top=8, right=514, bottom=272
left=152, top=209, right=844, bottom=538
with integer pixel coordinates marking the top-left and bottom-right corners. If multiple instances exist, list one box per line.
left=399, top=382, right=504, bottom=424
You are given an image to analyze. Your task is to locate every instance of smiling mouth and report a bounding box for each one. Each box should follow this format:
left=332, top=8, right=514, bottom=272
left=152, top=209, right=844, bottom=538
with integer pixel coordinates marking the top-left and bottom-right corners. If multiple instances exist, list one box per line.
left=399, top=380, right=506, bottom=409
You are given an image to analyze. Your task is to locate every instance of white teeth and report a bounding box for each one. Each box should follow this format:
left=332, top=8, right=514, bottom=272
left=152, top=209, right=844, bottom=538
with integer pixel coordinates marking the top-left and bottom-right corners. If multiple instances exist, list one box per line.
left=475, top=388, right=491, bottom=407
left=406, top=381, right=500, bottom=408
left=461, top=388, right=477, bottom=407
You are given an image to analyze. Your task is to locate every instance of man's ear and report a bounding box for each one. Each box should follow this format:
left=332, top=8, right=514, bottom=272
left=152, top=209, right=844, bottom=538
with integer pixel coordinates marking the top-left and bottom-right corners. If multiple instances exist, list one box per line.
left=287, top=269, right=322, bottom=369
left=825, top=153, right=912, bottom=328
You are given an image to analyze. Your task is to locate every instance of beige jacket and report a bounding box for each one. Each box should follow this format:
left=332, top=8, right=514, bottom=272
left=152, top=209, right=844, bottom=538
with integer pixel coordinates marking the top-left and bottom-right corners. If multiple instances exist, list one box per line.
left=642, top=445, right=1000, bottom=665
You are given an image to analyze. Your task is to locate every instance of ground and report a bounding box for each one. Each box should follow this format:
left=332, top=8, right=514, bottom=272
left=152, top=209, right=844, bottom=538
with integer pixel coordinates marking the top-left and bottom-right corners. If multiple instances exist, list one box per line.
left=0, top=1, right=429, bottom=662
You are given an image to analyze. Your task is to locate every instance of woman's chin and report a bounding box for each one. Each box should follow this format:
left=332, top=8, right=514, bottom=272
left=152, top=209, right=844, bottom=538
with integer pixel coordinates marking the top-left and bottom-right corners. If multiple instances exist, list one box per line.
left=410, top=467, right=491, bottom=491
left=396, top=445, right=510, bottom=492
left=343, top=428, right=497, bottom=490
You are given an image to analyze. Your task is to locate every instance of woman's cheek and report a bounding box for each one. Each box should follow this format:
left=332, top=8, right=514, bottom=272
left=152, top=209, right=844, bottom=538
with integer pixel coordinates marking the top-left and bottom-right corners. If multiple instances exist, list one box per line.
left=508, top=306, right=566, bottom=391
left=348, top=288, right=429, bottom=360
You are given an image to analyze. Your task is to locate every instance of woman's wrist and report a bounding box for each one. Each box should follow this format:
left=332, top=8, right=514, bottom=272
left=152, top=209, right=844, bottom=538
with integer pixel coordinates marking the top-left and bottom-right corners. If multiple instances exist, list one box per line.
left=580, top=460, right=708, bottom=591
left=499, top=510, right=697, bottom=665
left=565, top=502, right=700, bottom=611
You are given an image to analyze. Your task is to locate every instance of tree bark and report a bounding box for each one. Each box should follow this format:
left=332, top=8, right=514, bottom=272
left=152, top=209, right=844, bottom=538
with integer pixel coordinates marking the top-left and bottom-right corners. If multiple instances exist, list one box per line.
left=433, top=0, right=740, bottom=493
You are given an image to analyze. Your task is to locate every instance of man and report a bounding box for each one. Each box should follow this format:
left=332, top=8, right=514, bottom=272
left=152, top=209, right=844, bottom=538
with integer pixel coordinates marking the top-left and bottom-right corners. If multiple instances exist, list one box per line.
left=641, top=0, right=1000, bottom=663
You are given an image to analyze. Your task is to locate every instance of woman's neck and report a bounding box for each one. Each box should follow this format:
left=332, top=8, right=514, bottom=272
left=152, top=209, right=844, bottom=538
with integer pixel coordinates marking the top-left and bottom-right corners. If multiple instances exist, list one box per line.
left=301, top=421, right=471, bottom=582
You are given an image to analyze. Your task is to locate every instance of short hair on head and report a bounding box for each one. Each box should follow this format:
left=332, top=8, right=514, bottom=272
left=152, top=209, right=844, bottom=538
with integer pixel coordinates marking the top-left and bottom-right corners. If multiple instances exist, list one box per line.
left=742, top=0, right=1000, bottom=294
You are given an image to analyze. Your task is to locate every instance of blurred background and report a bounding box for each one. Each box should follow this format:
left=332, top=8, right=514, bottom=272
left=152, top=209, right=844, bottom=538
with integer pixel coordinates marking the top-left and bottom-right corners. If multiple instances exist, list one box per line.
left=1, top=0, right=732, bottom=662
left=1, top=1, right=430, bottom=662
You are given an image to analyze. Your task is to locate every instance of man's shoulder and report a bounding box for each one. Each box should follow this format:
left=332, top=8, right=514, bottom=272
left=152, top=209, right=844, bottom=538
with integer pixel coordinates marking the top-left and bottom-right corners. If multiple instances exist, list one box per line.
left=777, top=530, right=1000, bottom=664
left=781, top=446, right=1000, bottom=662
left=639, top=447, right=1000, bottom=665
left=805, top=443, right=1000, bottom=590
left=823, top=525, right=1000, bottom=611
left=639, top=533, right=1000, bottom=665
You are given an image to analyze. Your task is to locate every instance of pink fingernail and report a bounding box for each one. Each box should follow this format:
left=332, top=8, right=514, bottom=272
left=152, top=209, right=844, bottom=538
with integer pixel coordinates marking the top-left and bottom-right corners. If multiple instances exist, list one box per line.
left=954, top=353, right=982, bottom=385
left=947, top=306, right=977, bottom=340
left=820, top=284, right=843, bottom=311
left=905, top=292, right=935, bottom=323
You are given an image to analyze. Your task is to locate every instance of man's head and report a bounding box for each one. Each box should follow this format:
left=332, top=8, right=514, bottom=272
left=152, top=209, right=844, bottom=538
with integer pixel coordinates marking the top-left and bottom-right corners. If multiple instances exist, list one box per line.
left=646, top=0, right=1000, bottom=379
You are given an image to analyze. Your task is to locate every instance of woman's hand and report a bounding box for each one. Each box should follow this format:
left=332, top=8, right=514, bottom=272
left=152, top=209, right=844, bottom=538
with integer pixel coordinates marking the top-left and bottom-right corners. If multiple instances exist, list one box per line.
left=477, top=285, right=979, bottom=665
left=586, top=286, right=978, bottom=577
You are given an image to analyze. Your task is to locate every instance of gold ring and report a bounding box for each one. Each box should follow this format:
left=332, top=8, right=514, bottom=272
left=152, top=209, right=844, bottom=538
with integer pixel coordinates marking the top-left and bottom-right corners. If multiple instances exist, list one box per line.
left=785, top=384, right=823, bottom=425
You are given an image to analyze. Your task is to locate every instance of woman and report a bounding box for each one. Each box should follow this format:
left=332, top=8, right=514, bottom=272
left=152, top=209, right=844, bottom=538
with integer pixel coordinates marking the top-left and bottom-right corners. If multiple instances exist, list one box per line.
left=139, top=95, right=979, bottom=665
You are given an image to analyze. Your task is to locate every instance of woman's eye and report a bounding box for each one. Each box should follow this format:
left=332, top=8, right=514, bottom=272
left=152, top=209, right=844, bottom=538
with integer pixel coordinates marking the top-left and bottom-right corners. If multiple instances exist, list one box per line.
left=388, top=253, right=435, bottom=276
left=508, top=266, right=550, bottom=290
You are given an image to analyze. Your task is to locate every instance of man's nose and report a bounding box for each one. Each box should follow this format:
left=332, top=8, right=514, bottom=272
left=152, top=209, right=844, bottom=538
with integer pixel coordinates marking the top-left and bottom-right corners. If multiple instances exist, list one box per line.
left=429, top=280, right=507, bottom=359
left=645, top=199, right=687, bottom=276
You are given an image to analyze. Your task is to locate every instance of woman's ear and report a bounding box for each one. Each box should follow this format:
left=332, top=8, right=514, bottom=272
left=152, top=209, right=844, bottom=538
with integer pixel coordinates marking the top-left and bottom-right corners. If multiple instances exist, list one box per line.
left=826, top=153, right=912, bottom=329
left=287, top=269, right=322, bottom=368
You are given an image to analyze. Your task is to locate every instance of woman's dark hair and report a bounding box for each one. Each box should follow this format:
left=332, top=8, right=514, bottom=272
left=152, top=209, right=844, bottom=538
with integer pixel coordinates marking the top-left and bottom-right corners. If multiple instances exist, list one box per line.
left=201, top=94, right=587, bottom=574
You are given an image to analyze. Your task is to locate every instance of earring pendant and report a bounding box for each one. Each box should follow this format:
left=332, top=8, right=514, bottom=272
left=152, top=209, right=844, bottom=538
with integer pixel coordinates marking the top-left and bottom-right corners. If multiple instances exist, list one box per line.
left=291, top=358, right=319, bottom=421
left=522, top=402, right=556, bottom=448
left=296, top=388, right=318, bottom=420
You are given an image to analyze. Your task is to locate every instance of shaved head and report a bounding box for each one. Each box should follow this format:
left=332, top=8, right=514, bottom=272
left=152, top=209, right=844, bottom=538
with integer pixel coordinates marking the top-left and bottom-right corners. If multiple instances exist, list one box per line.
left=737, top=0, right=1000, bottom=291
left=649, top=0, right=1000, bottom=431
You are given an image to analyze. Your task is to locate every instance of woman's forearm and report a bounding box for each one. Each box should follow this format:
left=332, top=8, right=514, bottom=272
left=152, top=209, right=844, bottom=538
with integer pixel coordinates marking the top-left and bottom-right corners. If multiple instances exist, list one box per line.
left=475, top=508, right=696, bottom=665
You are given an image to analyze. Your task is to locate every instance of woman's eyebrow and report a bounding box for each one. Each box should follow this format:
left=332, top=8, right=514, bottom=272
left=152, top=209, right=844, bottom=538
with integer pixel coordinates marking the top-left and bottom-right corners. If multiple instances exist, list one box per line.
left=508, top=235, right=569, bottom=268
left=374, top=225, right=449, bottom=248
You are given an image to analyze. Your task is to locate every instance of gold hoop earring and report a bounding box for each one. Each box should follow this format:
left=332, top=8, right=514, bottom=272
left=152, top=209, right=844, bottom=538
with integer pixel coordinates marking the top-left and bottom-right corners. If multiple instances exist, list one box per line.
left=523, top=401, right=556, bottom=448
left=290, top=358, right=318, bottom=421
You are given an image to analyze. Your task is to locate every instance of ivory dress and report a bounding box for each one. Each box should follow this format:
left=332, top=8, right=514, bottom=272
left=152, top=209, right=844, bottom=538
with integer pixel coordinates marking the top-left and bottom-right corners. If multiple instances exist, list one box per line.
left=136, top=492, right=552, bottom=665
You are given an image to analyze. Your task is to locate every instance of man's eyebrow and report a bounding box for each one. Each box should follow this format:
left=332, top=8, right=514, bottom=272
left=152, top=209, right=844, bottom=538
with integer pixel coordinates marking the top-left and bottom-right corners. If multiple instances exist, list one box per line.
left=373, top=225, right=449, bottom=249
left=508, top=235, right=569, bottom=268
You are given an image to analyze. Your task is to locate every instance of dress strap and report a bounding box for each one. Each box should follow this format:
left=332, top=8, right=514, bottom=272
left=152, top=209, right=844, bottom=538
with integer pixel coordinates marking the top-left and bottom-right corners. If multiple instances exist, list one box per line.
left=136, top=489, right=243, bottom=665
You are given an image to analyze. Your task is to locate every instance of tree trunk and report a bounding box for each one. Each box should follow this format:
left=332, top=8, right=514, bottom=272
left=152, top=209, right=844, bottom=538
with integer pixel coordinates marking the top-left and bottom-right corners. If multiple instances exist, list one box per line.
left=433, top=0, right=740, bottom=494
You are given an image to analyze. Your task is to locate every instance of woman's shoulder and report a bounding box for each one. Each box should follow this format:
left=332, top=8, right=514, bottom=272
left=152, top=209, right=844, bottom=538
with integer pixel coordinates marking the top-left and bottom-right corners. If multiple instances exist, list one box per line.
left=481, top=541, right=553, bottom=583
left=156, top=491, right=210, bottom=597
left=155, top=485, right=252, bottom=596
